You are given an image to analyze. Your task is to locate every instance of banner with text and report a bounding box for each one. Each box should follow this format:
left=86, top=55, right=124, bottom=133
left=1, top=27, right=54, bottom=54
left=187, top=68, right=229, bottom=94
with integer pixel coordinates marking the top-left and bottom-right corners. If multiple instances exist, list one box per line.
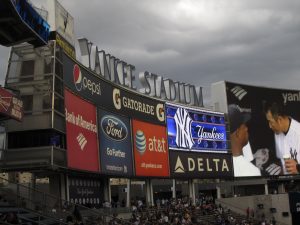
left=111, top=87, right=165, bottom=125
left=0, top=87, right=23, bottom=121
left=65, top=89, right=99, bottom=172
left=63, top=53, right=165, bottom=125
left=132, top=119, right=170, bottom=177
left=98, top=109, right=133, bottom=176
left=169, top=150, right=233, bottom=178
left=68, top=177, right=103, bottom=208
left=166, top=103, right=227, bottom=153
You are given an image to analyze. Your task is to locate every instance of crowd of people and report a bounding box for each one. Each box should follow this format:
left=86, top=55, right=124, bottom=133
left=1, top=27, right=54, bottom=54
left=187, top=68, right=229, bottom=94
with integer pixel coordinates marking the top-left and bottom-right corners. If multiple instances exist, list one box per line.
left=0, top=193, right=278, bottom=225
left=0, top=212, right=20, bottom=224
left=107, top=196, right=262, bottom=225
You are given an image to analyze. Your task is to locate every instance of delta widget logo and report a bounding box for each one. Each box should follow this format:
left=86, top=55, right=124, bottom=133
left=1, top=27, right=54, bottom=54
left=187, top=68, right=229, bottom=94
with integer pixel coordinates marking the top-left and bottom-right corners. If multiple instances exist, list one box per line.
left=135, top=130, right=146, bottom=155
left=73, top=64, right=82, bottom=91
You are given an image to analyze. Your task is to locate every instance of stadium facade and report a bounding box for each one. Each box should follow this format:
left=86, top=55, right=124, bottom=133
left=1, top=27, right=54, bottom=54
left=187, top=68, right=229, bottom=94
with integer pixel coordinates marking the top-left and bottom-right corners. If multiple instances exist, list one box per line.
left=0, top=0, right=300, bottom=224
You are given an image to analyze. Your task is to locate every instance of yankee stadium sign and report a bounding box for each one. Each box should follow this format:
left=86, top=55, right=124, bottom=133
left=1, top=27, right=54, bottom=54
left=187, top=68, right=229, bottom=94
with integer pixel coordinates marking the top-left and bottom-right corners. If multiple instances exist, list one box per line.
left=77, top=38, right=203, bottom=107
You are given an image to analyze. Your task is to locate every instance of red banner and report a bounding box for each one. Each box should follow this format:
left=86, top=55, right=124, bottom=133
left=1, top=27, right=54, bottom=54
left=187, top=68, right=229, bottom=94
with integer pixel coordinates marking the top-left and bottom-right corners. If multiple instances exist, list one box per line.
left=64, top=89, right=99, bottom=172
left=0, top=87, right=23, bottom=121
left=132, top=119, right=169, bottom=177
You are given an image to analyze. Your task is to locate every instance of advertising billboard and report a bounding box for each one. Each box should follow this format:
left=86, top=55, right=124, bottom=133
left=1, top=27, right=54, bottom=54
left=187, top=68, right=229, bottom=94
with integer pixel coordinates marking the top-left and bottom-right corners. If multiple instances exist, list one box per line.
left=132, top=119, right=170, bottom=177
left=212, top=81, right=300, bottom=177
left=50, top=32, right=75, bottom=58
left=63, top=53, right=112, bottom=107
left=52, top=0, right=75, bottom=46
left=64, top=89, right=99, bottom=172
left=169, top=151, right=233, bottom=178
left=63, top=53, right=165, bottom=125
left=68, top=177, right=103, bottom=208
left=166, top=103, right=227, bottom=153
left=98, top=109, right=133, bottom=176
left=0, top=87, right=23, bottom=121
left=111, top=87, right=165, bottom=125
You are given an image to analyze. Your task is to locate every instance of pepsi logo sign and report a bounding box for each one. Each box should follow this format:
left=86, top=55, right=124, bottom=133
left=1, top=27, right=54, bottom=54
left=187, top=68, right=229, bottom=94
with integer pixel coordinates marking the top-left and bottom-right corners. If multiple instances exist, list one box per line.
left=73, top=64, right=82, bottom=91
left=73, top=64, right=101, bottom=95
left=101, top=115, right=128, bottom=141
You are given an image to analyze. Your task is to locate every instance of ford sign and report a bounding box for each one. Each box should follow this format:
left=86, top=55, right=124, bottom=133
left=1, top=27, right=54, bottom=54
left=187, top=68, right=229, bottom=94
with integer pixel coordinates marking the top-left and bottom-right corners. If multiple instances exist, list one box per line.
left=101, top=115, right=128, bottom=141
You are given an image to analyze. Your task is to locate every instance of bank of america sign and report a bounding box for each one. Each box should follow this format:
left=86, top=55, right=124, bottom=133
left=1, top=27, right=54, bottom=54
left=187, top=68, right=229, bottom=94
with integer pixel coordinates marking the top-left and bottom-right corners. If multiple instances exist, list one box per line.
left=166, top=103, right=228, bottom=153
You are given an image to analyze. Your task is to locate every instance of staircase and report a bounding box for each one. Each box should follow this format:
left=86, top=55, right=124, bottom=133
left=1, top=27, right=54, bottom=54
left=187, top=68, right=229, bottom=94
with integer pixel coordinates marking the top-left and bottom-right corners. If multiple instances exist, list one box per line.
left=0, top=176, right=130, bottom=225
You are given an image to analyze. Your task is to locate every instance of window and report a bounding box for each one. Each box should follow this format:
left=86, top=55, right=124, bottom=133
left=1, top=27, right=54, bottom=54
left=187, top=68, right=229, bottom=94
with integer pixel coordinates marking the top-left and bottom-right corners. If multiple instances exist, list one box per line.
left=55, top=60, right=63, bottom=78
left=55, top=77, right=63, bottom=95
left=8, top=130, right=65, bottom=148
left=42, top=95, right=51, bottom=110
left=21, top=95, right=33, bottom=112
left=54, top=94, right=64, bottom=113
left=20, top=60, right=34, bottom=81
left=55, top=45, right=63, bottom=61
left=44, top=57, right=53, bottom=74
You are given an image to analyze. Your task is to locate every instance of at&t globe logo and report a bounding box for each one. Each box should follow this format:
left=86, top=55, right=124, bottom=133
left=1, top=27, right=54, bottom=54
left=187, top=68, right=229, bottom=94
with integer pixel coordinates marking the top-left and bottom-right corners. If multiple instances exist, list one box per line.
left=73, top=64, right=101, bottom=95
left=73, top=64, right=82, bottom=91
left=135, top=130, right=146, bottom=155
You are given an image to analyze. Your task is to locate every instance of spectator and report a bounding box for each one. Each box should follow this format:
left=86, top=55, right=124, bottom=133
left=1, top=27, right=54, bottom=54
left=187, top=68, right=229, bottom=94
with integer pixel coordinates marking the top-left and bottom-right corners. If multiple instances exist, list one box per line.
left=72, top=205, right=82, bottom=223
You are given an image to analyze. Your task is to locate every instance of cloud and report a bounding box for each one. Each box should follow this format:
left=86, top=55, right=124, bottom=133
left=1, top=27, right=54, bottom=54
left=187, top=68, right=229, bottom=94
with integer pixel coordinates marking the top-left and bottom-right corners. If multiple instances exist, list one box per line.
left=0, top=0, right=299, bottom=107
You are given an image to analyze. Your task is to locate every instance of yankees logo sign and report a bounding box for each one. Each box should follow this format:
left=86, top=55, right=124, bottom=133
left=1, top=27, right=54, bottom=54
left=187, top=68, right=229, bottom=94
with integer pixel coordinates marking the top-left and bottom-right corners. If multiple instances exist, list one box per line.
left=166, top=103, right=228, bottom=153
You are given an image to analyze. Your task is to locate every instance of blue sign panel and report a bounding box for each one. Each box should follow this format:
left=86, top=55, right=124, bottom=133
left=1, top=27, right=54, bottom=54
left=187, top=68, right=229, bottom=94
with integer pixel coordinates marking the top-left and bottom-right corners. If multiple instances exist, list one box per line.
left=166, top=103, right=227, bottom=153
left=98, top=109, right=133, bottom=176
left=15, top=0, right=50, bottom=44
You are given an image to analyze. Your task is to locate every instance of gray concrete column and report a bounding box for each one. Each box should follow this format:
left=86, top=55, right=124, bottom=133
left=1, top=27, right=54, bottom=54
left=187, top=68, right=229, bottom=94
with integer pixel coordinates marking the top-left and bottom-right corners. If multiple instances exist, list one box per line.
left=66, top=176, right=70, bottom=201
left=172, top=179, right=176, bottom=199
left=145, top=179, right=154, bottom=206
left=60, top=174, right=66, bottom=201
left=108, top=179, right=112, bottom=202
left=188, top=179, right=195, bottom=205
left=126, top=179, right=131, bottom=207
left=103, top=178, right=111, bottom=202
left=150, top=181, right=154, bottom=205
left=264, top=184, right=268, bottom=195
left=216, top=186, right=221, bottom=199
left=191, top=179, right=196, bottom=205
left=278, top=183, right=285, bottom=194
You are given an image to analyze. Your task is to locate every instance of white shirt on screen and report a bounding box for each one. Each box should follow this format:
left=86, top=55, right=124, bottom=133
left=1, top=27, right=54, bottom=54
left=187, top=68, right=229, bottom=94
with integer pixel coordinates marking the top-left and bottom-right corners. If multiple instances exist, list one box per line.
left=233, top=155, right=261, bottom=177
left=275, top=118, right=300, bottom=174
left=242, top=142, right=254, bottom=162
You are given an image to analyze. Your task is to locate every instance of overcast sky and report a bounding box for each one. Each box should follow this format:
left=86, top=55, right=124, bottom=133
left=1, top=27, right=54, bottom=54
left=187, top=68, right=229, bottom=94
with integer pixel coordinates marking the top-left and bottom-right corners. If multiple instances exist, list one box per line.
left=1, top=0, right=300, bottom=106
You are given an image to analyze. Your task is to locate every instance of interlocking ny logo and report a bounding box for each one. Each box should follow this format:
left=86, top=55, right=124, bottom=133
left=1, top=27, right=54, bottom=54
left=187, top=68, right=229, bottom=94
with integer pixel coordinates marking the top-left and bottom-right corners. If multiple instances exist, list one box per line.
left=174, top=108, right=194, bottom=149
left=290, top=148, right=298, bottom=162
left=76, top=133, right=87, bottom=151
left=231, top=86, right=247, bottom=101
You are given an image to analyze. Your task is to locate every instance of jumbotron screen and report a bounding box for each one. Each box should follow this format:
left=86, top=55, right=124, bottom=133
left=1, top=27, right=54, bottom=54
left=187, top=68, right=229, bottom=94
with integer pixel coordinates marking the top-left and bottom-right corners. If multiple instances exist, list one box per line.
left=166, top=103, right=227, bottom=153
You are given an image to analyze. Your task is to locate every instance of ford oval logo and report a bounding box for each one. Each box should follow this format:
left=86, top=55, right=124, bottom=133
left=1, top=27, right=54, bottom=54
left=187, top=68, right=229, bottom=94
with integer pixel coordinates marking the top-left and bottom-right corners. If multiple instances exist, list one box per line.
left=101, top=115, right=128, bottom=141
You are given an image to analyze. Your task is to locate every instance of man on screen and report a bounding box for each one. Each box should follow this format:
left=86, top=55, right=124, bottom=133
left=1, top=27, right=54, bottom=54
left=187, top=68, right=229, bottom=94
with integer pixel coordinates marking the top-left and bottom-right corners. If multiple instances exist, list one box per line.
left=263, top=101, right=300, bottom=175
left=228, top=104, right=261, bottom=177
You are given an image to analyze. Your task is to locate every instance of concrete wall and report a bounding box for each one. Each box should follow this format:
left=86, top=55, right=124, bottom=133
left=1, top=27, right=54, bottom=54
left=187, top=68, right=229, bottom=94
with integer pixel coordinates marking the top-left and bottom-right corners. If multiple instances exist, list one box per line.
left=216, top=194, right=292, bottom=225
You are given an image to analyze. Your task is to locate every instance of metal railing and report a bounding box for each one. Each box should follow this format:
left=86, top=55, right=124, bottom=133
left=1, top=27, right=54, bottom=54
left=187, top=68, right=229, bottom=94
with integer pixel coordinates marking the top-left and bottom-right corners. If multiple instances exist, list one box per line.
left=0, top=176, right=131, bottom=225
left=0, top=146, right=67, bottom=170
